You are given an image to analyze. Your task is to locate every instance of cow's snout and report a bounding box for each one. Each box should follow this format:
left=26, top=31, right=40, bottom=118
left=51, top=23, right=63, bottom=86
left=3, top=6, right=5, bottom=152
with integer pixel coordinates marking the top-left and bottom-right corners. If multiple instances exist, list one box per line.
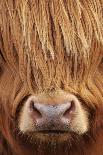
left=29, top=99, right=75, bottom=132
left=19, top=92, right=88, bottom=136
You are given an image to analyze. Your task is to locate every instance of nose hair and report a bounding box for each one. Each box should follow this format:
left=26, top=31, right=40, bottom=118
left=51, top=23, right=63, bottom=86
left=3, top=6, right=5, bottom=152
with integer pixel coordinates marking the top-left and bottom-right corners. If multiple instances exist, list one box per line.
left=29, top=97, right=77, bottom=132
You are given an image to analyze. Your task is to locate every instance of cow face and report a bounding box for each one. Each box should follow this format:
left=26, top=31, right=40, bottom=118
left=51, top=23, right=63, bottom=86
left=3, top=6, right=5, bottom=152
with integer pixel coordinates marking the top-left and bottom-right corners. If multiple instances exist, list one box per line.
left=0, top=0, right=103, bottom=150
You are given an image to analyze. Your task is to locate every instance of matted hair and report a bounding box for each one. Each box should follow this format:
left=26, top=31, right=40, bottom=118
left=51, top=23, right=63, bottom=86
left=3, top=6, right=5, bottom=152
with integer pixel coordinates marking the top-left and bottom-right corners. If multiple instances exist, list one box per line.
left=0, top=1, right=103, bottom=155
left=0, top=0, right=103, bottom=110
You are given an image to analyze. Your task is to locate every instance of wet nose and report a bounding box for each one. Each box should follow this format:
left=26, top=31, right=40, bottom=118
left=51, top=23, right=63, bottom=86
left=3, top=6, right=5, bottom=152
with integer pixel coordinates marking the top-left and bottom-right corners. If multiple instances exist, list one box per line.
left=29, top=98, right=77, bottom=132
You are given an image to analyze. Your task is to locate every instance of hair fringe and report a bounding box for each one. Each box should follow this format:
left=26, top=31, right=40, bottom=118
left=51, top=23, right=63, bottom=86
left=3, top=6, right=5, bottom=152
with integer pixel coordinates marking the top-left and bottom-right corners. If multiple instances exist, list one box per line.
left=0, top=0, right=103, bottom=98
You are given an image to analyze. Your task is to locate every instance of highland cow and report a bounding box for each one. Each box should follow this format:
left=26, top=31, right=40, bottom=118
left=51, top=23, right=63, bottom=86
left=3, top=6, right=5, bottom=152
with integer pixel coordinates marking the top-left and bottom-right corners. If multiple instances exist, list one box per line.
left=0, top=0, right=103, bottom=155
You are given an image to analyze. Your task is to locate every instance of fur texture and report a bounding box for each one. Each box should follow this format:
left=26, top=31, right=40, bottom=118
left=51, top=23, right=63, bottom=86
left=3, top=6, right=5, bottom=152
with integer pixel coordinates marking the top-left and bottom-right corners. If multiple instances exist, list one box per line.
left=0, top=0, right=103, bottom=155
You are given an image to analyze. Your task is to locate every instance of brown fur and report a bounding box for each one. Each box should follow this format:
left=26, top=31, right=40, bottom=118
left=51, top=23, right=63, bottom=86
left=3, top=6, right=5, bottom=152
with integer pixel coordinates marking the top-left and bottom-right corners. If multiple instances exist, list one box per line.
left=0, top=0, right=103, bottom=155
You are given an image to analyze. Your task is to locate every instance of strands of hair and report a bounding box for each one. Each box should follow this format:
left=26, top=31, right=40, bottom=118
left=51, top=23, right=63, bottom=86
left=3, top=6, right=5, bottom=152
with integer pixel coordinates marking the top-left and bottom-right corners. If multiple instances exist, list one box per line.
left=0, top=0, right=103, bottom=89
left=0, top=1, right=103, bottom=154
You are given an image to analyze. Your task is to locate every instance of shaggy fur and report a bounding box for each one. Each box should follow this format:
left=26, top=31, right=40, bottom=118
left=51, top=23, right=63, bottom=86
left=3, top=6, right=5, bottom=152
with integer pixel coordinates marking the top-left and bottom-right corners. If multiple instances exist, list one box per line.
left=0, top=0, right=103, bottom=155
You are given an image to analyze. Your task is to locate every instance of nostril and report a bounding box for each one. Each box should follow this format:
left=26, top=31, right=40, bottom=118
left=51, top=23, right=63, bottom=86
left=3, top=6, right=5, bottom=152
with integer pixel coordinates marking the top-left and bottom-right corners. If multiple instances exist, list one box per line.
left=63, top=101, right=75, bottom=118
left=30, top=101, right=42, bottom=119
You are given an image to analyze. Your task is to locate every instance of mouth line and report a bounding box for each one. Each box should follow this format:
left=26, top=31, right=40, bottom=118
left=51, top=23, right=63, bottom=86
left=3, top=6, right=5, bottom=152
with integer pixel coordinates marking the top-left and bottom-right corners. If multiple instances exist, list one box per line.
left=35, top=130, right=69, bottom=134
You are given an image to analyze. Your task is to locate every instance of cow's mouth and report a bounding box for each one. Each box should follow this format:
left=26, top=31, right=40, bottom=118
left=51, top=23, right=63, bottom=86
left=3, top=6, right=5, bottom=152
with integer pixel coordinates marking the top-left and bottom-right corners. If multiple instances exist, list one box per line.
left=37, top=130, right=68, bottom=134
left=34, top=130, right=70, bottom=138
left=27, top=130, right=70, bottom=137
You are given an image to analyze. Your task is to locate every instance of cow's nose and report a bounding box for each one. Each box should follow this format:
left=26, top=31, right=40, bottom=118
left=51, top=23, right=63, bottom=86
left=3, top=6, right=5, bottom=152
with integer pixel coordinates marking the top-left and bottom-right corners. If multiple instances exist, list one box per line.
left=29, top=97, right=77, bottom=132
